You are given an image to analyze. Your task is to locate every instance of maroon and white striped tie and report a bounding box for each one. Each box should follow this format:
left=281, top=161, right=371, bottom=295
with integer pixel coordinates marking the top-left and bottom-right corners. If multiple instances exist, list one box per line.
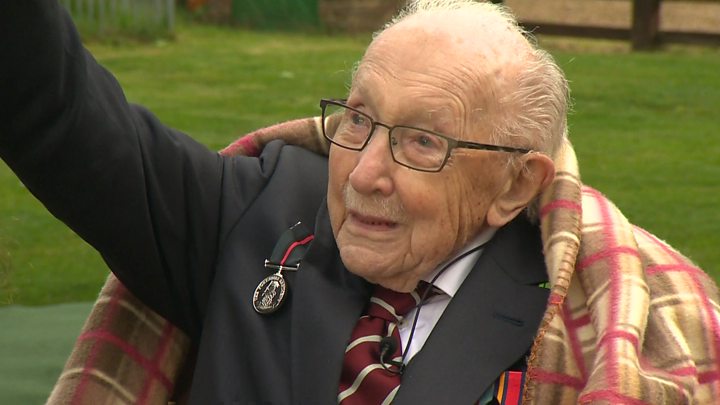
left=338, top=285, right=430, bottom=404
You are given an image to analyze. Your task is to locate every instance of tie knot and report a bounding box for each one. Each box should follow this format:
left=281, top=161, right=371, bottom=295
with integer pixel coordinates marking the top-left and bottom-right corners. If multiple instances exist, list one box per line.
left=368, top=286, right=419, bottom=322
left=368, top=282, right=443, bottom=322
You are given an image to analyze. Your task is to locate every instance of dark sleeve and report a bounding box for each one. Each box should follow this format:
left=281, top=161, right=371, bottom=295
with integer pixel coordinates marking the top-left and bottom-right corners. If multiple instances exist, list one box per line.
left=0, top=1, right=271, bottom=337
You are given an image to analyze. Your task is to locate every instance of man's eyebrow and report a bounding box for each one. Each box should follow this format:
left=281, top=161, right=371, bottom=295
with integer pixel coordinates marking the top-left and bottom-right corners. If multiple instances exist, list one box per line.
left=349, top=79, right=368, bottom=96
left=346, top=84, right=373, bottom=108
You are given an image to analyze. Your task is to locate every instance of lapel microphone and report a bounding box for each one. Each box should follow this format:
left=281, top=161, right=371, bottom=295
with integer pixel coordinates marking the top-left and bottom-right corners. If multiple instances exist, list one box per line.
left=379, top=336, right=405, bottom=374
left=377, top=243, right=487, bottom=376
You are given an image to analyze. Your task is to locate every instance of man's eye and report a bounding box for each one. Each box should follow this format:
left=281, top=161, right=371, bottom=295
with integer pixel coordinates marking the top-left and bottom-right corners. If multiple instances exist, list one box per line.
left=410, top=133, right=442, bottom=150
left=350, top=112, right=367, bottom=126
left=417, top=135, right=433, bottom=147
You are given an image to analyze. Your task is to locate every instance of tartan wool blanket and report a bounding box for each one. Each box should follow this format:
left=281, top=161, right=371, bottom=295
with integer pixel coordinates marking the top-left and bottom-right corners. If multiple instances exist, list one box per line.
left=526, top=141, right=720, bottom=404
left=47, top=119, right=720, bottom=404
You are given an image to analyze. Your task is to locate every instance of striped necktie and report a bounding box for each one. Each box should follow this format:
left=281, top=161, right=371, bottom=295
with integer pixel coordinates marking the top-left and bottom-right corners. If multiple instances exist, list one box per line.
left=338, top=283, right=437, bottom=404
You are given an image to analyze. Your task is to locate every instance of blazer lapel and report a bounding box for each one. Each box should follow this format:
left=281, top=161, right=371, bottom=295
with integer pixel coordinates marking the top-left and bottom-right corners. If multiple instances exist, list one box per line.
left=394, top=216, right=550, bottom=404
left=290, top=204, right=371, bottom=404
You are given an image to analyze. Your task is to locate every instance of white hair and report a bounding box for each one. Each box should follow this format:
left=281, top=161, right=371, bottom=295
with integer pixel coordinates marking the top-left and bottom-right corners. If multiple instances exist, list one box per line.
left=373, top=0, right=570, bottom=158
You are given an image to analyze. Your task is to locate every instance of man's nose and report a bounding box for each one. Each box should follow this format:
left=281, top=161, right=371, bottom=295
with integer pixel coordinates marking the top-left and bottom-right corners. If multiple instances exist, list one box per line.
left=348, top=126, right=395, bottom=196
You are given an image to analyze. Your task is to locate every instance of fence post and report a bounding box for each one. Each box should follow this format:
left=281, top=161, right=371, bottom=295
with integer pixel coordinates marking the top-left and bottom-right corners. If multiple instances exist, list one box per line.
left=166, top=0, right=175, bottom=31
left=86, top=0, right=95, bottom=29
left=98, top=0, right=105, bottom=33
left=632, top=0, right=661, bottom=50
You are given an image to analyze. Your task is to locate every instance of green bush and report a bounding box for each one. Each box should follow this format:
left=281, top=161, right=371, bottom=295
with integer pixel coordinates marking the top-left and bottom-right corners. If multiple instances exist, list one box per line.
left=231, top=0, right=319, bottom=30
left=60, top=0, right=174, bottom=41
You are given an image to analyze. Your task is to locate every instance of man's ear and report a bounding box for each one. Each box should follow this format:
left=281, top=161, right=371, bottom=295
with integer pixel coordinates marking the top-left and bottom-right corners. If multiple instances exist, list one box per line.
left=486, top=153, right=555, bottom=227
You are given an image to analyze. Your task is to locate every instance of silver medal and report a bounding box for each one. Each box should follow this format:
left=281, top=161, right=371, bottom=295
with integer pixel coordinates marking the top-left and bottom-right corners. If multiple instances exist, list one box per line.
left=252, top=273, right=287, bottom=314
left=253, top=222, right=310, bottom=315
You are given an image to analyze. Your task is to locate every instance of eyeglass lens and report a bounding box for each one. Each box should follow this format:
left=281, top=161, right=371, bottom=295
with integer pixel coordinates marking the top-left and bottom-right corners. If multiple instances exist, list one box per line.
left=323, top=102, right=449, bottom=171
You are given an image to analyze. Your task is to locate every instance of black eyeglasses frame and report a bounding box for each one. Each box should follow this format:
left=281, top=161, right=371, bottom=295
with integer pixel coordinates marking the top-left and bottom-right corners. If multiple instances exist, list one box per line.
left=320, top=98, right=532, bottom=173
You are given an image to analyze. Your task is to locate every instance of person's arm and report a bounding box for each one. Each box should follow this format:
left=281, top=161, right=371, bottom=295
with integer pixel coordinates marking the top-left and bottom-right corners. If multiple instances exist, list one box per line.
left=0, top=1, right=271, bottom=335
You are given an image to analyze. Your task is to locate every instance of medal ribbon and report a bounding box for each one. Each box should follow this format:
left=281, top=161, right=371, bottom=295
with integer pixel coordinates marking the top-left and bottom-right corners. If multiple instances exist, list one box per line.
left=266, top=222, right=314, bottom=270
left=254, top=222, right=315, bottom=314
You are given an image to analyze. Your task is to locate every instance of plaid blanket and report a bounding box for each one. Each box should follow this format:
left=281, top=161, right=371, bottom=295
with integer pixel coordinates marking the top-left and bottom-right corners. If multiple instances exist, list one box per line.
left=47, top=120, right=720, bottom=404
left=526, top=140, right=720, bottom=404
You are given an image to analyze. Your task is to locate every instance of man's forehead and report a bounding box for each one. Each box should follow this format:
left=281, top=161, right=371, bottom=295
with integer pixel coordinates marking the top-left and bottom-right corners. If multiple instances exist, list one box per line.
left=366, top=7, right=531, bottom=69
left=351, top=78, right=458, bottom=126
left=351, top=17, right=476, bottom=96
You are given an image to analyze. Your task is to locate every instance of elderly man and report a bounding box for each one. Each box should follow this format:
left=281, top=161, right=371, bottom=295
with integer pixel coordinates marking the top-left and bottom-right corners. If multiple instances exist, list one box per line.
left=2, top=0, right=719, bottom=404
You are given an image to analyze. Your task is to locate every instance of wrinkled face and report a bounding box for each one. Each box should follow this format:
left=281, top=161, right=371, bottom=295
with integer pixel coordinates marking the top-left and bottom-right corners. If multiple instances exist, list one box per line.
left=326, top=22, right=514, bottom=292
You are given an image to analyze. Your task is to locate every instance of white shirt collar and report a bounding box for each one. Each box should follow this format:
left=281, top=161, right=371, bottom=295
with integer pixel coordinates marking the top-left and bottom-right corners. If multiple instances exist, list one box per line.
left=422, top=226, right=497, bottom=298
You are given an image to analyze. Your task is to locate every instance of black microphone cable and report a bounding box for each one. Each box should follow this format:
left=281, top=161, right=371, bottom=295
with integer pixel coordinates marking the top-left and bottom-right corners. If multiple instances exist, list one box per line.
left=379, top=243, right=487, bottom=375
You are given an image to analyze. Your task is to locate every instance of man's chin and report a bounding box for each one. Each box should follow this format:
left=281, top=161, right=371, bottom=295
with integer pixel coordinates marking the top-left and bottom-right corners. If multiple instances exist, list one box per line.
left=340, top=249, right=419, bottom=292
left=340, top=248, right=392, bottom=281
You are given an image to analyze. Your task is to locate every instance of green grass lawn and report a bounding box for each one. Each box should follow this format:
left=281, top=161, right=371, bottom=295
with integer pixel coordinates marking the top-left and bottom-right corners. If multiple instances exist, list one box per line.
left=0, top=303, right=92, bottom=404
left=1, top=23, right=719, bottom=306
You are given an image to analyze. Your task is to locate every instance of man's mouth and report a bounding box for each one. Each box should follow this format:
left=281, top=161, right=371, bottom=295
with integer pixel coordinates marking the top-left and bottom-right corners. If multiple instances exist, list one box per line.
left=349, top=211, right=399, bottom=229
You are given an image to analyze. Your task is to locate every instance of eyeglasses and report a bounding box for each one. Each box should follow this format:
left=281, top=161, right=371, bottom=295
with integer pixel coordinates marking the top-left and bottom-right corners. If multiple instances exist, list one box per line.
left=320, top=99, right=531, bottom=172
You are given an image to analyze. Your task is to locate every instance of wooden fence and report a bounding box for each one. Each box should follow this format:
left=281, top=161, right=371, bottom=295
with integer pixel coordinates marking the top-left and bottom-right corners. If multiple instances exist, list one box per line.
left=60, top=0, right=175, bottom=36
left=516, top=0, right=720, bottom=50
